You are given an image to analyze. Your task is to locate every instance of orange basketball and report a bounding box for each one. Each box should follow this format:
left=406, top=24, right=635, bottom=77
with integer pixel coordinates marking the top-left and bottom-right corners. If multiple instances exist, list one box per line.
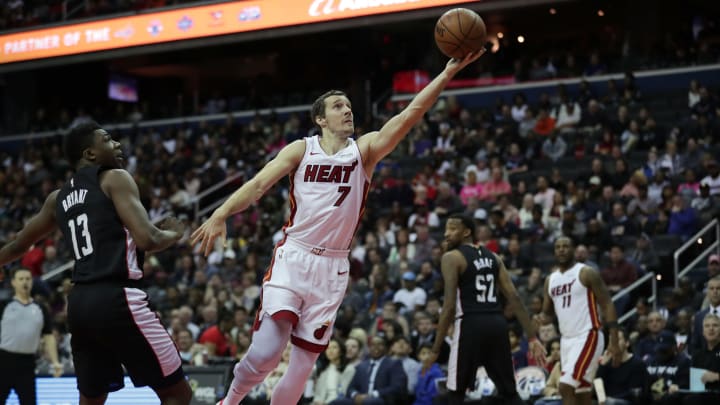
left=434, top=8, right=487, bottom=59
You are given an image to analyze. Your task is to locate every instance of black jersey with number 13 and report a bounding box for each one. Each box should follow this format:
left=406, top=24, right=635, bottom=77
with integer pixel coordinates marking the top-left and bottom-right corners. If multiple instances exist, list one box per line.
left=55, top=165, right=145, bottom=284
left=456, top=244, right=501, bottom=316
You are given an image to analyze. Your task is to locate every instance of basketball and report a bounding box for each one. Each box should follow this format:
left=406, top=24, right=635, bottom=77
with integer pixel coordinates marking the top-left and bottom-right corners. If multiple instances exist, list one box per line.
left=434, top=8, right=487, bottom=59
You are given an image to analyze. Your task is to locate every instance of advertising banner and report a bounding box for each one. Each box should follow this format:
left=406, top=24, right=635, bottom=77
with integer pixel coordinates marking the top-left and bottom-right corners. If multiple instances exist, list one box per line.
left=0, top=0, right=478, bottom=64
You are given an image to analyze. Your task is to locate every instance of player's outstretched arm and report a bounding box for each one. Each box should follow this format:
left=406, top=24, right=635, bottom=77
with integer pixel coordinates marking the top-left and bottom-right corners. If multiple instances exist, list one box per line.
left=359, top=49, right=487, bottom=167
left=0, top=190, right=59, bottom=266
left=580, top=267, right=621, bottom=366
left=191, top=140, right=305, bottom=256
left=496, top=255, right=546, bottom=365
left=103, top=169, right=184, bottom=252
left=431, top=250, right=462, bottom=359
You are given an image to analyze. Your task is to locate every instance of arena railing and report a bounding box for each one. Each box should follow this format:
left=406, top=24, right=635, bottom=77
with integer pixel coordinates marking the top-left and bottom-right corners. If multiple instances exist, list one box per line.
left=674, top=218, right=720, bottom=288
left=614, top=272, right=657, bottom=325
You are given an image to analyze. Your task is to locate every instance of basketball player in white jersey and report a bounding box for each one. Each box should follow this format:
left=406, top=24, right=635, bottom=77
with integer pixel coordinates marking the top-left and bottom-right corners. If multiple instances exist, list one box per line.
left=191, top=49, right=487, bottom=405
left=539, top=236, right=622, bottom=405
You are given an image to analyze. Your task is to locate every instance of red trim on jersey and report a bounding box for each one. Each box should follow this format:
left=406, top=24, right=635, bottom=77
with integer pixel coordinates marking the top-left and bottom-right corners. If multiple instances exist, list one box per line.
left=572, top=329, right=598, bottom=382
left=586, top=289, right=601, bottom=329
left=271, top=310, right=299, bottom=327
left=348, top=180, right=371, bottom=249
left=124, top=228, right=131, bottom=279
left=290, top=335, right=328, bottom=353
left=578, top=380, right=592, bottom=388
left=254, top=237, right=287, bottom=330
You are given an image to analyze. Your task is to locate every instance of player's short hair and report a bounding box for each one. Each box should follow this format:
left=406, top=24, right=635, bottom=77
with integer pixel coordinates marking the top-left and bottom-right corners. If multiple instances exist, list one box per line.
left=64, top=121, right=102, bottom=167
left=311, top=90, right=347, bottom=127
left=10, top=268, right=31, bottom=279
left=448, top=213, right=476, bottom=232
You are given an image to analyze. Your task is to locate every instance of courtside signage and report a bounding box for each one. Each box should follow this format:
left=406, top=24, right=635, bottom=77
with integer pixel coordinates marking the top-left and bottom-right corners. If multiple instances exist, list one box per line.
left=0, top=0, right=477, bottom=64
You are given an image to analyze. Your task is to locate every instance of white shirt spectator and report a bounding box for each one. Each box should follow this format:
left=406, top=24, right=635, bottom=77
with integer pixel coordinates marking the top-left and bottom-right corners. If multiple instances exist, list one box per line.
left=701, top=173, right=720, bottom=195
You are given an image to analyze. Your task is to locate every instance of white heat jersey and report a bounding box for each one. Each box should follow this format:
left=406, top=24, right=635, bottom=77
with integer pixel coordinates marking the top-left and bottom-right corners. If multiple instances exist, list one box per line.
left=548, top=262, right=601, bottom=337
left=282, top=135, right=370, bottom=250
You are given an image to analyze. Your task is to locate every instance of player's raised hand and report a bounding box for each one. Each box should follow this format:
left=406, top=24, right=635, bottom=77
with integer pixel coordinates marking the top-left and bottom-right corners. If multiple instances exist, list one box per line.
left=444, top=42, right=490, bottom=77
left=528, top=337, right=547, bottom=368
left=190, top=214, right=227, bottom=257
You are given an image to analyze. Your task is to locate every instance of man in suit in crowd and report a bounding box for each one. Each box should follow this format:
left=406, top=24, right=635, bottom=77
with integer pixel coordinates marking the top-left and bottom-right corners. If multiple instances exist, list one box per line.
left=691, top=276, right=720, bottom=352
left=331, top=336, right=407, bottom=405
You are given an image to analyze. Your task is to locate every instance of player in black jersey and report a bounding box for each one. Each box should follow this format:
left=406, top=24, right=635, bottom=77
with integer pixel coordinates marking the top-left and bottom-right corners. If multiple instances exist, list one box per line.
left=0, top=122, right=191, bottom=405
left=430, top=214, right=545, bottom=405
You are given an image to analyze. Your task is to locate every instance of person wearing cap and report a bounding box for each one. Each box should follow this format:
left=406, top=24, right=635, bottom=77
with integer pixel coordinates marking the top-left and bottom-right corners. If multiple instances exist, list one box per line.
left=646, top=330, right=690, bottom=403
left=700, top=160, right=720, bottom=196
left=684, top=313, right=720, bottom=405
left=393, top=272, right=427, bottom=315
left=691, top=276, right=720, bottom=352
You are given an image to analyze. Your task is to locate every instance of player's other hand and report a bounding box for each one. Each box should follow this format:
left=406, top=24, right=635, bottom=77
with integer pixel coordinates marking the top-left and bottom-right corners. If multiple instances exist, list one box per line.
left=158, top=216, right=186, bottom=236
left=528, top=338, right=547, bottom=367
left=190, top=213, right=227, bottom=257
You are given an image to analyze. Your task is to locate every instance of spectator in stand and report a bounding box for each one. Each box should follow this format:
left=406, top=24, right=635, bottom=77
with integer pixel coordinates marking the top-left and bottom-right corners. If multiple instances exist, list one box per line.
left=691, top=277, right=720, bottom=353
left=596, top=328, right=650, bottom=405
left=683, top=313, right=720, bottom=405
left=313, top=339, right=356, bottom=405
left=494, top=194, right=519, bottom=226
left=518, top=194, right=536, bottom=230
left=701, top=160, right=720, bottom=196
left=609, top=202, right=638, bottom=243
left=390, top=336, right=421, bottom=395
left=642, top=148, right=662, bottom=180
left=635, top=311, right=669, bottom=363
left=511, top=93, right=529, bottom=123
left=533, top=107, right=556, bottom=137
left=476, top=224, right=500, bottom=253
left=553, top=97, right=582, bottom=136
left=601, top=244, right=638, bottom=312
left=542, top=132, right=568, bottom=162
left=621, top=120, right=641, bottom=154
left=659, top=140, right=684, bottom=176
left=646, top=331, right=690, bottom=405
left=595, top=130, right=617, bottom=156
left=626, top=233, right=660, bottom=274
left=433, top=181, right=463, bottom=218
left=691, top=87, right=715, bottom=120
left=482, top=167, right=512, bottom=203
left=393, top=272, right=427, bottom=315
left=533, top=176, right=556, bottom=212
left=174, top=328, right=207, bottom=366
left=503, top=238, right=533, bottom=278
left=579, top=99, right=607, bottom=138
left=459, top=169, right=484, bottom=206
left=505, top=142, right=529, bottom=174
left=198, top=308, right=234, bottom=358
left=331, top=336, right=407, bottom=405
left=574, top=244, right=599, bottom=270
left=668, top=195, right=698, bottom=242
left=412, top=344, right=444, bottom=405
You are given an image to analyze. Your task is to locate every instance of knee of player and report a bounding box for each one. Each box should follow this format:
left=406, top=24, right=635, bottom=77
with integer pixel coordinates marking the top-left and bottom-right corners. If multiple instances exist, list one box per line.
left=240, top=348, right=282, bottom=374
